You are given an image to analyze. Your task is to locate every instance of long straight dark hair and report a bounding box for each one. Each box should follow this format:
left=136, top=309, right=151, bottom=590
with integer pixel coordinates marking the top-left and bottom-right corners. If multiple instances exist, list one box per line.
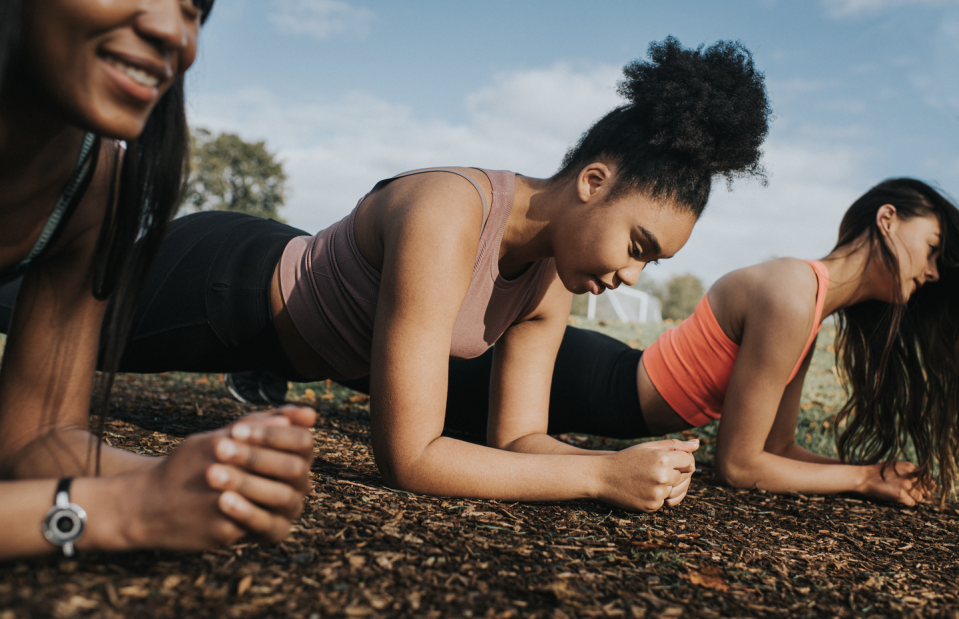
left=832, top=178, right=959, bottom=505
left=1, top=0, right=215, bottom=472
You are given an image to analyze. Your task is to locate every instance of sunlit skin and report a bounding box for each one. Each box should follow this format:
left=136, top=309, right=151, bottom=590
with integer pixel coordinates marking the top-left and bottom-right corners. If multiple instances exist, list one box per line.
left=269, top=162, right=700, bottom=514
left=635, top=204, right=941, bottom=506
left=0, top=1, right=318, bottom=560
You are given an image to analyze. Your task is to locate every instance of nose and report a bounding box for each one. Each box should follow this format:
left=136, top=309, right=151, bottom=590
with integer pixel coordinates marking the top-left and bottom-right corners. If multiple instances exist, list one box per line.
left=616, top=263, right=644, bottom=288
left=137, top=1, right=198, bottom=60
left=927, top=258, right=940, bottom=283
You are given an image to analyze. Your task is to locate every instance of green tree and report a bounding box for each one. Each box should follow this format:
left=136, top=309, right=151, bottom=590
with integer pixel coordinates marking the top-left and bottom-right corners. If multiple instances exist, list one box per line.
left=182, top=128, right=288, bottom=222
left=661, top=273, right=705, bottom=320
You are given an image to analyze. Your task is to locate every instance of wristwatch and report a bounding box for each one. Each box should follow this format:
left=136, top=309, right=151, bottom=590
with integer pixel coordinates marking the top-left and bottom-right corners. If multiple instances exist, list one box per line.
left=41, top=477, right=87, bottom=557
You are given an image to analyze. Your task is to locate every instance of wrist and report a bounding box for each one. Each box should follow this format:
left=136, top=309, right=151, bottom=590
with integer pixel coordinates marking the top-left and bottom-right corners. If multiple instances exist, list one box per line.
left=71, top=475, right=149, bottom=552
left=585, top=453, right=612, bottom=500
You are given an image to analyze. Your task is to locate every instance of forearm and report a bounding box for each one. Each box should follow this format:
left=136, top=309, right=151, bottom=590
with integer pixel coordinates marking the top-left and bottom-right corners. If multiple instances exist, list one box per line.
left=3, top=428, right=157, bottom=479
left=381, top=436, right=605, bottom=502
left=717, top=450, right=866, bottom=495
left=0, top=476, right=137, bottom=560
left=779, top=442, right=842, bottom=465
left=501, top=433, right=613, bottom=456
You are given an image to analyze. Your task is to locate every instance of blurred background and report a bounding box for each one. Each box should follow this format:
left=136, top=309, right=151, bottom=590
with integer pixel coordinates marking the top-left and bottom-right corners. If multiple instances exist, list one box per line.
left=183, top=0, right=959, bottom=311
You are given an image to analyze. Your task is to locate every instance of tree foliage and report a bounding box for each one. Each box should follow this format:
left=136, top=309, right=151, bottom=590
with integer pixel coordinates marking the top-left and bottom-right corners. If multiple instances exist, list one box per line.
left=660, top=273, right=705, bottom=320
left=181, top=128, right=288, bottom=222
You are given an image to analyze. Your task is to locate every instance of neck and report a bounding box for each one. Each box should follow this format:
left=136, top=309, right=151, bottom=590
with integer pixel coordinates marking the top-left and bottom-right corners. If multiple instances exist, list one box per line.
left=498, top=174, right=563, bottom=267
left=819, top=236, right=890, bottom=317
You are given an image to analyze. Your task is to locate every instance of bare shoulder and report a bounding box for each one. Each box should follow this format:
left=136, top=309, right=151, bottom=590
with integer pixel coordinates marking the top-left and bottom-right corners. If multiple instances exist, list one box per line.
left=367, top=167, right=491, bottom=228
left=711, top=258, right=820, bottom=344
left=355, top=167, right=492, bottom=272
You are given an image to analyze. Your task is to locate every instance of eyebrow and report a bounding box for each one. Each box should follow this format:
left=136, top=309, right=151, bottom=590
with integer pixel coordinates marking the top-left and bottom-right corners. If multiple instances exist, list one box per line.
left=638, top=226, right=662, bottom=256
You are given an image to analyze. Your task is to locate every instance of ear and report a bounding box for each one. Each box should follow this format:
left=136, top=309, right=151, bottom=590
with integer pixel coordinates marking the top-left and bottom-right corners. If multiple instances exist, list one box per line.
left=575, top=163, right=613, bottom=205
left=876, top=204, right=898, bottom=238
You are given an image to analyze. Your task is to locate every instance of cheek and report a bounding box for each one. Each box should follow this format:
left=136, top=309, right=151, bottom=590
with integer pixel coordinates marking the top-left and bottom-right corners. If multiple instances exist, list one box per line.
left=178, top=27, right=201, bottom=73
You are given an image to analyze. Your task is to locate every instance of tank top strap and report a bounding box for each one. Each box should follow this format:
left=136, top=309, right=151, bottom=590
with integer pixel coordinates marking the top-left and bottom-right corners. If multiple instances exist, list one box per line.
left=3, top=132, right=99, bottom=280
left=370, top=167, right=490, bottom=235
left=788, top=259, right=831, bottom=381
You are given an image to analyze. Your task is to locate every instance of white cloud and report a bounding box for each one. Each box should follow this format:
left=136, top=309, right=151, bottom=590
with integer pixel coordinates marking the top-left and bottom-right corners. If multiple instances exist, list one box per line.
left=269, top=0, right=373, bottom=40
left=188, top=63, right=873, bottom=284
left=822, top=0, right=959, bottom=19
left=189, top=63, right=623, bottom=233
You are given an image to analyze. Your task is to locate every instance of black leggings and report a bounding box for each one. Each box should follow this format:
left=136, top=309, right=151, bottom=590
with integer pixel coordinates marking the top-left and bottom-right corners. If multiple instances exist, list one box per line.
left=0, top=211, right=650, bottom=440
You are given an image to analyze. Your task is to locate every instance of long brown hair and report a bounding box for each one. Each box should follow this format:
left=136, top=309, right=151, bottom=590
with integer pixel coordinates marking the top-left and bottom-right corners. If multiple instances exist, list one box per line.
left=832, top=178, right=959, bottom=505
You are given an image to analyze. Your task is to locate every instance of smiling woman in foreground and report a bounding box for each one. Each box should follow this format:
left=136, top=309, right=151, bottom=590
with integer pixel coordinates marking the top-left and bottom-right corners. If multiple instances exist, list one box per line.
left=0, top=0, right=315, bottom=560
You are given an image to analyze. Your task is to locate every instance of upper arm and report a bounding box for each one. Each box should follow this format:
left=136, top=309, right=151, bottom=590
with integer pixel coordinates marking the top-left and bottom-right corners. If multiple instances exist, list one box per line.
left=366, top=176, right=486, bottom=482
left=487, top=261, right=571, bottom=448
left=764, top=340, right=816, bottom=455
left=714, top=279, right=817, bottom=479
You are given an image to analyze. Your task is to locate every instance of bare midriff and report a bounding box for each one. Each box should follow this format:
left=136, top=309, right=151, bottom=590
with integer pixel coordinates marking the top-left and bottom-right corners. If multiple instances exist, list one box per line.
left=636, top=358, right=694, bottom=435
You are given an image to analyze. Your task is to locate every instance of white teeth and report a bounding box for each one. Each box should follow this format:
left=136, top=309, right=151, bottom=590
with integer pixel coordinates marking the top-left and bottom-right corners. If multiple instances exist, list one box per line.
left=106, top=57, right=160, bottom=88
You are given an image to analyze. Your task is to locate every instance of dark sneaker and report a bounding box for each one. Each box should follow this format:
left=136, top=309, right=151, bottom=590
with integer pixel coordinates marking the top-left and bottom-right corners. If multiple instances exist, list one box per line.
left=257, top=371, right=289, bottom=404
left=224, top=370, right=288, bottom=405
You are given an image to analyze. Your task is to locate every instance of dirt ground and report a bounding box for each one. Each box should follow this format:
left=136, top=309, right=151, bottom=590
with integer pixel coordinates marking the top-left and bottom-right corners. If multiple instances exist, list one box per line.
left=2, top=371, right=958, bottom=619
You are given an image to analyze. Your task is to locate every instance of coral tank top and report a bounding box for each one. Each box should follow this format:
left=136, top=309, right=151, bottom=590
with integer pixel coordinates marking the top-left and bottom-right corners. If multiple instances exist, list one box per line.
left=642, top=260, right=830, bottom=427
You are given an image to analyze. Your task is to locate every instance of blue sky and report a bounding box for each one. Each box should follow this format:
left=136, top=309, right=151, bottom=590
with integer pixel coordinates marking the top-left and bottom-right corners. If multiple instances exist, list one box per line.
left=185, top=0, right=959, bottom=284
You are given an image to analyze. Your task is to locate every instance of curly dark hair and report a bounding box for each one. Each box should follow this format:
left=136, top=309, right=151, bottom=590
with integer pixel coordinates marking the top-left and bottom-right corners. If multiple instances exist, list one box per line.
left=832, top=178, right=959, bottom=506
left=555, top=36, right=772, bottom=216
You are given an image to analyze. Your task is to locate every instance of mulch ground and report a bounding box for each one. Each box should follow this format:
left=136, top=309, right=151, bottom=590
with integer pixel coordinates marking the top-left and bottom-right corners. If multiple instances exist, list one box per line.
left=1, top=373, right=958, bottom=619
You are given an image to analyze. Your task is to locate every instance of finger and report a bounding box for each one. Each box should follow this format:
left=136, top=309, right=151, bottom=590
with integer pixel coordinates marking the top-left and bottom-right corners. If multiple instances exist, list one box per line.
left=240, top=406, right=317, bottom=429
left=215, top=439, right=311, bottom=490
left=277, top=405, right=317, bottom=428
left=218, top=491, right=293, bottom=543
left=208, top=464, right=307, bottom=519
left=896, top=487, right=917, bottom=507
left=670, top=473, right=692, bottom=499
left=664, top=487, right=689, bottom=507
left=672, top=450, right=696, bottom=474
left=231, top=423, right=315, bottom=459
left=642, top=438, right=700, bottom=453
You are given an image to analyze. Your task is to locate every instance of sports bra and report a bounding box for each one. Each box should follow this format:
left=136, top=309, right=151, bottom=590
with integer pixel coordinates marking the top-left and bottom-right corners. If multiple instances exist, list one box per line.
left=0, top=133, right=99, bottom=285
left=278, top=168, right=553, bottom=380
left=643, top=259, right=830, bottom=427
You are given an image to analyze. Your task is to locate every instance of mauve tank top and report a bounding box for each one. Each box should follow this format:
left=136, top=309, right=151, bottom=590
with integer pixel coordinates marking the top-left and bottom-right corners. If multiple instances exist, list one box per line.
left=278, top=168, right=552, bottom=380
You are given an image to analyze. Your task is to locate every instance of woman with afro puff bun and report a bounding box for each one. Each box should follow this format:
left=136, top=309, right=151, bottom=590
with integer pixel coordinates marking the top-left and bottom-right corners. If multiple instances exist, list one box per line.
left=21, top=37, right=772, bottom=512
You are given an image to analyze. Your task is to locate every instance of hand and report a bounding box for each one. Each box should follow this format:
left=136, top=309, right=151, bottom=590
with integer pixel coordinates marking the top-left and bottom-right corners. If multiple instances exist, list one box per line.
left=213, top=406, right=317, bottom=496
left=123, top=409, right=316, bottom=549
left=860, top=461, right=931, bottom=506
left=599, top=439, right=698, bottom=512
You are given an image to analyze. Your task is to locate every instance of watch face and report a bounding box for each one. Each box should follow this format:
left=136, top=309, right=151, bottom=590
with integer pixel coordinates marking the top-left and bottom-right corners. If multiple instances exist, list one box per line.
left=42, top=506, right=86, bottom=544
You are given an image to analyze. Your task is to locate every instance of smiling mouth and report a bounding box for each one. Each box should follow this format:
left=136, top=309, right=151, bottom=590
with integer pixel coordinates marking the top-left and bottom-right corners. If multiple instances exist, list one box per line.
left=103, top=56, right=161, bottom=88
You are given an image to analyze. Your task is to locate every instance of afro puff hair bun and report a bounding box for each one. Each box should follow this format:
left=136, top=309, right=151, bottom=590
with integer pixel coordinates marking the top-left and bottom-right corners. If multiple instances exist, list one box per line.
left=558, top=36, right=772, bottom=215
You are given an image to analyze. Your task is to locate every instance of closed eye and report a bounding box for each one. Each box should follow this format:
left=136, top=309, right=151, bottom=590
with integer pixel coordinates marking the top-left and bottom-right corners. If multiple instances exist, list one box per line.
left=630, top=243, right=643, bottom=260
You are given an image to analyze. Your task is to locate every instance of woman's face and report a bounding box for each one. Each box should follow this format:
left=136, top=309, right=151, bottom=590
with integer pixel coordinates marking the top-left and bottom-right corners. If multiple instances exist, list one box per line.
left=554, top=186, right=697, bottom=296
left=20, top=0, right=201, bottom=139
left=881, top=208, right=941, bottom=302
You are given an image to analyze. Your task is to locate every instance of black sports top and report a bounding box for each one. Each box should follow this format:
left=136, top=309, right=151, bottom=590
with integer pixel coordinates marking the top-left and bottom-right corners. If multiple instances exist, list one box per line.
left=0, top=133, right=100, bottom=286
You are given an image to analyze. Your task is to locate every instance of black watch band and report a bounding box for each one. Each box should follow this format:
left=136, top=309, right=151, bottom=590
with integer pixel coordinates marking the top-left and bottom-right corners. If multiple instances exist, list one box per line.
left=40, top=477, right=87, bottom=557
